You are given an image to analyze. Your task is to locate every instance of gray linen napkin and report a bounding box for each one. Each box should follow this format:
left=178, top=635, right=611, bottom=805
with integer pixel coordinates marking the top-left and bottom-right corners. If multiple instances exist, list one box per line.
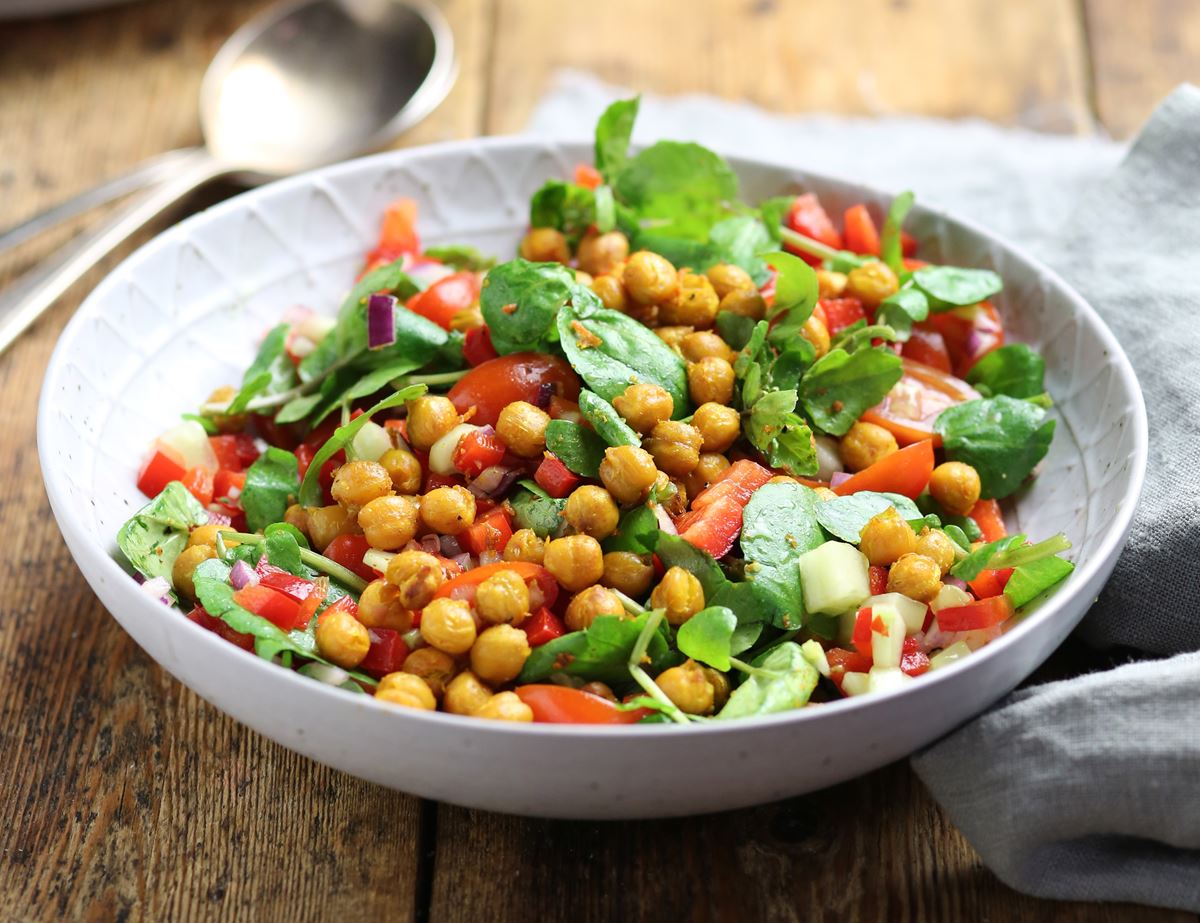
left=530, top=76, right=1200, bottom=910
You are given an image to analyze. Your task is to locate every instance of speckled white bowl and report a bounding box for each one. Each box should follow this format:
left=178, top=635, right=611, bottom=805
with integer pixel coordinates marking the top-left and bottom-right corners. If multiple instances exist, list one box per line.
left=38, top=138, right=1146, bottom=818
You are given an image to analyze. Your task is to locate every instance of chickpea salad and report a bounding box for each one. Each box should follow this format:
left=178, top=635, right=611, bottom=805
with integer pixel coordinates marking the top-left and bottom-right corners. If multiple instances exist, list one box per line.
left=116, top=97, right=1074, bottom=725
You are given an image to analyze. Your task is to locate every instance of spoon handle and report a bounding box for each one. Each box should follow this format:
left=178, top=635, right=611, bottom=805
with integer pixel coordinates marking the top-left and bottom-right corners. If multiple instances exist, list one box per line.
left=0, top=148, right=225, bottom=357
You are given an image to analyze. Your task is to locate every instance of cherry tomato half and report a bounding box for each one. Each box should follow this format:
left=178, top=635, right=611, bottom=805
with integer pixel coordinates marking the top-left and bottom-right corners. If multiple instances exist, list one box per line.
left=514, top=685, right=651, bottom=724
left=927, top=300, right=1005, bottom=377
left=407, top=271, right=482, bottom=330
left=860, top=358, right=980, bottom=447
left=448, top=353, right=581, bottom=427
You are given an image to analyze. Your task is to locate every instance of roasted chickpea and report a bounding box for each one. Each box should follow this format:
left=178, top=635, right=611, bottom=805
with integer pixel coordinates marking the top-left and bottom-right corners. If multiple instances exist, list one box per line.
left=574, top=270, right=594, bottom=288
left=187, top=523, right=237, bottom=549
left=599, top=445, right=659, bottom=505
left=563, top=485, right=620, bottom=540
left=470, top=624, right=531, bottom=685
left=496, top=400, right=551, bottom=458
left=623, top=251, right=678, bottom=306
left=358, top=495, right=420, bottom=550
left=316, top=608, right=370, bottom=669
left=916, top=529, right=957, bottom=575
left=358, top=579, right=413, bottom=631
left=406, top=395, right=460, bottom=451
left=840, top=421, right=898, bottom=472
left=650, top=566, right=706, bottom=626
left=206, top=384, right=247, bottom=433
left=660, top=269, right=719, bottom=328
left=687, top=356, right=736, bottom=406
left=444, top=671, right=493, bottom=716
left=815, top=269, right=848, bottom=299
left=401, top=646, right=457, bottom=698
left=305, top=503, right=360, bottom=552
left=503, top=528, right=546, bottom=564
left=519, top=226, right=570, bottom=263
left=656, top=660, right=715, bottom=715
left=929, top=461, right=982, bottom=517
left=701, top=667, right=731, bottom=711
left=564, top=585, right=624, bottom=631
left=645, top=420, right=703, bottom=478
left=684, top=452, right=731, bottom=500
left=718, top=288, right=767, bottom=321
left=420, top=597, right=477, bottom=655
left=706, top=263, right=754, bottom=299
left=591, top=273, right=629, bottom=312
left=332, top=459, right=393, bottom=511
left=887, top=553, right=944, bottom=603
left=601, top=551, right=655, bottom=598
left=680, top=330, right=735, bottom=363
left=172, top=543, right=216, bottom=599
left=845, top=260, right=900, bottom=310
left=577, top=230, right=629, bottom=277
left=543, top=534, right=604, bottom=592
left=813, top=486, right=839, bottom=501
left=375, top=672, right=436, bottom=710
left=386, top=549, right=445, bottom=609
left=475, top=569, right=530, bottom=626
left=659, top=472, right=689, bottom=517
left=801, top=314, right=831, bottom=359
left=379, top=448, right=423, bottom=494
left=859, top=507, right=918, bottom=566
left=420, top=485, right=476, bottom=535
left=691, top=402, right=741, bottom=453
left=284, top=503, right=309, bottom=538
left=612, top=382, right=674, bottom=435
left=474, top=691, right=534, bottom=722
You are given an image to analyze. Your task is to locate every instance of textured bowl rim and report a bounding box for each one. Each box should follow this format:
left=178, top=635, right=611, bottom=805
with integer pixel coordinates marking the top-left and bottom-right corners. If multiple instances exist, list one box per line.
left=38, top=135, right=1148, bottom=740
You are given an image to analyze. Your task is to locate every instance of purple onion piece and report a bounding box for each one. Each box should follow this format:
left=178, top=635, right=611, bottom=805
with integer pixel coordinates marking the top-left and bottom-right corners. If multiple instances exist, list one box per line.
left=829, top=471, right=853, bottom=489
left=440, top=534, right=463, bottom=557
left=534, top=381, right=555, bottom=409
left=207, top=509, right=233, bottom=526
left=229, top=559, right=259, bottom=590
left=468, top=464, right=519, bottom=500
left=451, top=552, right=474, bottom=571
left=653, top=504, right=678, bottom=535
left=419, top=533, right=441, bottom=554
left=140, top=576, right=173, bottom=605
left=944, top=575, right=970, bottom=592
left=367, top=293, right=398, bottom=350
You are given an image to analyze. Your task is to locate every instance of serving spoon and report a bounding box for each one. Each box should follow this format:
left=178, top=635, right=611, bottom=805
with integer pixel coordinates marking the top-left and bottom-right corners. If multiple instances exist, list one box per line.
left=0, top=0, right=455, bottom=355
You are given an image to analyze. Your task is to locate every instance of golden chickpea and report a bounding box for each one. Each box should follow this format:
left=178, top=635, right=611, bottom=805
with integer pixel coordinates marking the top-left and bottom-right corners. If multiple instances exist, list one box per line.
left=660, top=269, right=720, bottom=328
left=813, top=486, right=839, bottom=501
left=801, top=314, right=831, bottom=359
left=577, top=230, right=630, bottom=277
left=474, top=691, right=534, bottom=722
left=684, top=452, right=731, bottom=500
left=815, top=269, right=848, bottom=299
left=375, top=672, right=436, bottom=711
left=496, top=400, right=551, bottom=458
left=706, top=263, right=755, bottom=299
left=503, top=528, right=546, bottom=565
left=420, top=597, right=477, bottom=655
left=172, top=543, right=216, bottom=599
left=543, top=534, right=605, bottom=592
left=702, top=667, right=731, bottom=711
left=358, top=579, right=413, bottom=631
left=316, top=608, right=370, bottom=669
left=612, top=382, right=674, bottom=435
left=657, top=660, right=715, bottom=715
left=591, top=273, right=629, bottom=312
left=206, top=384, right=247, bottom=433
left=916, top=529, right=957, bottom=575
left=444, top=671, right=493, bottom=716
left=470, top=625, right=531, bottom=685
left=691, top=402, right=741, bottom=453
left=420, top=485, right=476, bottom=535
left=519, top=227, right=570, bottom=263
left=284, top=504, right=309, bottom=538
left=845, top=260, right=900, bottom=310
left=653, top=328, right=691, bottom=354
left=386, top=550, right=445, bottom=610
left=564, top=585, right=624, bottom=631
left=601, top=551, right=655, bottom=598
left=560, top=485, right=619, bottom=541
left=401, top=646, right=457, bottom=698
left=475, top=569, right=530, bottom=626
left=358, top=495, right=420, bottom=550
left=840, top=421, right=898, bottom=472
left=599, top=445, right=659, bottom=505
left=645, top=420, right=703, bottom=478
left=305, top=504, right=360, bottom=552
left=406, top=395, right=460, bottom=451
left=624, top=250, right=678, bottom=306
left=332, top=459, right=393, bottom=511
left=858, top=507, right=918, bottom=566
left=929, top=461, right=982, bottom=517
left=887, top=553, right=944, bottom=603
left=379, top=448, right=423, bottom=494
left=575, top=270, right=594, bottom=288
left=660, top=473, right=689, bottom=517
left=625, top=301, right=659, bottom=327
left=718, top=288, right=767, bottom=321
left=680, top=330, right=735, bottom=364
left=187, top=523, right=237, bottom=549
left=687, top=356, right=736, bottom=406
left=650, top=566, right=706, bottom=626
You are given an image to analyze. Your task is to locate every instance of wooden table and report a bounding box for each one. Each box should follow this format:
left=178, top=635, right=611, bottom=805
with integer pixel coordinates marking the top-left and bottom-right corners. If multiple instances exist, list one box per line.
left=1, top=2, right=1196, bottom=920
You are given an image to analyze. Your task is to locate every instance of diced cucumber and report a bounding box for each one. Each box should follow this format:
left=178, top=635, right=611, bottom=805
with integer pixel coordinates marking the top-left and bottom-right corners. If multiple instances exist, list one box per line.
left=929, top=640, right=972, bottom=670
left=841, top=671, right=870, bottom=696
left=930, top=583, right=972, bottom=613
left=362, top=548, right=395, bottom=573
left=797, top=541, right=871, bottom=616
left=428, top=423, right=479, bottom=474
left=351, top=420, right=394, bottom=462
left=158, top=419, right=219, bottom=471
left=864, top=592, right=928, bottom=633
left=869, top=604, right=906, bottom=669
left=868, top=665, right=914, bottom=693
left=800, top=639, right=831, bottom=677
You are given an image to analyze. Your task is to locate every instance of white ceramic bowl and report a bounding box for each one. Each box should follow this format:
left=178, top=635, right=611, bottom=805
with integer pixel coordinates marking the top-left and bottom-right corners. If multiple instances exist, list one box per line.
left=38, top=138, right=1146, bottom=818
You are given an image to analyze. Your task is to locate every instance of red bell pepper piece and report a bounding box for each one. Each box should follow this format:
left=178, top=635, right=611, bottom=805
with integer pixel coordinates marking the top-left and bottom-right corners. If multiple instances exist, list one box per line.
left=869, top=565, right=889, bottom=596
left=136, top=449, right=187, bottom=499
left=232, top=583, right=308, bottom=631
left=436, top=561, right=559, bottom=612
left=255, top=562, right=319, bottom=603
left=674, top=495, right=744, bottom=559
left=936, top=595, right=1013, bottom=632
left=851, top=606, right=874, bottom=657
left=522, top=607, right=566, bottom=647
left=187, top=605, right=255, bottom=651
left=453, top=427, right=507, bottom=477
left=843, top=203, right=881, bottom=257
left=322, top=535, right=379, bottom=582
left=900, top=636, right=931, bottom=677
left=900, top=327, right=953, bottom=374
left=460, top=505, right=514, bottom=557
left=574, top=163, right=603, bottom=189
left=423, top=471, right=463, bottom=492
left=213, top=469, right=246, bottom=506
left=690, top=459, right=773, bottom=511
left=825, top=647, right=872, bottom=692
left=968, top=498, right=1008, bottom=542
left=785, top=193, right=843, bottom=266
left=359, top=628, right=410, bottom=678
left=534, top=453, right=579, bottom=498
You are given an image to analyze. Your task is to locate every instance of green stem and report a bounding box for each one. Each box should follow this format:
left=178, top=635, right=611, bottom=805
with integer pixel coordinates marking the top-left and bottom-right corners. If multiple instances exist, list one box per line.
left=778, top=227, right=869, bottom=270
left=728, top=656, right=771, bottom=678
left=225, top=532, right=368, bottom=594
left=989, top=533, right=1072, bottom=571
left=402, top=369, right=470, bottom=387
left=612, top=589, right=647, bottom=617
left=625, top=608, right=690, bottom=726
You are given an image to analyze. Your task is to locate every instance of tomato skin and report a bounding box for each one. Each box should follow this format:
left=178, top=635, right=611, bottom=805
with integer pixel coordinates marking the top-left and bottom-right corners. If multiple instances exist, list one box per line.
left=360, top=628, right=410, bottom=678
left=818, top=297, right=866, bottom=335
left=869, top=565, right=889, bottom=596
left=137, top=449, right=187, bottom=499
left=861, top=358, right=980, bottom=447
left=407, top=271, right=481, bottom=330
left=181, top=466, right=214, bottom=506
left=232, top=584, right=307, bottom=631
left=674, top=495, right=744, bottom=559
left=843, top=204, right=881, bottom=257
left=534, top=454, right=579, bottom=498
left=936, top=595, right=1013, bottom=632
left=900, top=327, right=952, bottom=373
left=448, top=353, right=581, bottom=427
left=785, top=193, right=843, bottom=266
left=969, top=499, right=1008, bottom=542
left=460, top=506, right=514, bottom=557
left=522, top=607, right=566, bottom=647
left=690, top=459, right=773, bottom=511
left=833, top=439, right=935, bottom=500
left=515, top=685, right=650, bottom=724
left=435, top=561, right=559, bottom=612
left=927, top=301, right=1005, bottom=377
left=901, top=636, right=930, bottom=676
left=452, top=428, right=507, bottom=477
left=323, top=535, right=379, bottom=582
left=463, top=325, right=499, bottom=366
left=187, top=606, right=255, bottom=651
left=209, top=435, right=259, bottom=472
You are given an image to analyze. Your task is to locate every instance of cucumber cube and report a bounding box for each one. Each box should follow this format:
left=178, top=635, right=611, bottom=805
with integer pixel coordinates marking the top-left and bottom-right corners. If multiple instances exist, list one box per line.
left=797, top=541, right=871, bottom=616
left=869, top=604, right=906, bottom=669
left=841, top=671, right=870, bottom=697
left=865, top=592, right=929, bottom=633
left=868, top=665, right=914, bottom=694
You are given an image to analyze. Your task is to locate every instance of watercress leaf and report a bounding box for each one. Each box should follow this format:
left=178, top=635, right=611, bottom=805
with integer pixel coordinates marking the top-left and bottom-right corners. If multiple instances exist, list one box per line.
left=709, top=216, right=773, bottom=285
left=517, top=612, right=667, bottom=686
left=763, top=250, right=818, bottom=322
left=577, top=389, right=641, bottom=447
left=614, top=141, right=739, bottom=240
left=716, top=311, right=758, bottom=351
left=1004, top=556, right=1075, bottom=609
left=544, top=419, right=606, bottom=477
left=950, top=534, right=1028, bottom=581
left=676, top=606, right=738, bottom=671
left=263, top=528, right=311, bottom=576
left=602, top=503, right=660, bottom=555
left=653, top=532, right=771, bottom=630
left=263, top=520, right=310, bottom=550
left=228, top=324, right=295, bottom=414
left=340, top=355, right=426, bottom=404
left=798, top=346, right=904, bottom=436
left=832, top=324, right=898, bottom=354
left=529, top=180, right=598, bottom=246
left=594, top=95, right=640, bottom=182
left=965, top=343, right=1047, bottom=400
left=509, top=481, right=566, bottom=538
left=330, top=259, right=423, bottom=359
left=116, top=481, right=210, bottom=581
left=274, top=392, right=325, bottom=425
left=876, top=286, right=929, bottom=340
left=913, top=265, right=1003, bottom=310
left=717, top=642, right=819, bottom=719
left=479, top=259, right=578, bottom=354
left=741, top=482, right=825, bottom=629
left=758, top=195, right=795, bottom=242
left=747, top=408, right=818, bottom=477
left=242, top=447, right=300, bottom=533
left=942, top=523, right=972, bottom=554
left=815, top=491, right=923, bottom=543
left=934, top=396, right=1055, bottom=499
left=880, top=190, right=915, bottom=274
left=421, top=244, right=496, bottom=272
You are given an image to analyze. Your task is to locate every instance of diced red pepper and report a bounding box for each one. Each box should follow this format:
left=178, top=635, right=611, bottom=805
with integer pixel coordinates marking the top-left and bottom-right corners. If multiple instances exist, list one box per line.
left=869, top=565, right=889, bottom=596
left=690, top=459, right=773, bottom=511
left=209, top=434, right=260, bottom=472
left=843, top=204, right=881, bottom=257
left=232, top=583, right=308, bottom=631
left=901, top=231, right=918, bottom=257
left=181, top=466, right=214, bottom=506
left=574, top=163, right=603, bottom=189
left=255, top=562, right=319, bottom=603
left=523, top=606, right=566, bottom=647
left=363, top=198, right=420, bottom=272
left=453, top=428, right=507, bottom=477
left=322, top=534, right=379, bottom=582
left=852, top=606, right=874, bottom=657
left=969, top=499, right=1008, bottom=542
left=213, top=469, right=246, bottom=505
left=534, top=453, right=579, bottom=498
left=436, top=561, right=559, bottom=612
left=137, top=449, right=187, bottom=499
left=460, top=505, right=514, bottom=557
left=818, top=297, right=867, bottom=335
left=423, top=470, right=463, bottom=492
left=463, top=325, right=499, bottom=367
left=674, top=495, right=744, bottom=560
left=900, top=636, right=931, bottom=676
left=825, top=647, right=872, bottom=692
left=187, top=605, right=255, bottom=652
left=937, top=595, right=1013, bottom=632
left=785, top=193, right=843, bottom=266
left=322, top=594, right=360, bottom=621
left=359, top=628, right=410, bottom=678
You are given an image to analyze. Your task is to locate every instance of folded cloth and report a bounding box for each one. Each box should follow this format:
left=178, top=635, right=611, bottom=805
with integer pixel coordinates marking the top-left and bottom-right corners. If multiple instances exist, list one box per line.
left=529, top=75, right=1200, bottom=911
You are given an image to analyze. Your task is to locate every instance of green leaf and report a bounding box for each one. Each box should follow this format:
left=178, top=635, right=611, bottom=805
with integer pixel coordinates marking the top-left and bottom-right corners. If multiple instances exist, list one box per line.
left=880, top=191, right=914, bottom=274
left=942, top=524, right=973, bottom=554
left=876, top=286, right=929, bottom=340
left=329, top=259, right=423, bottom=364
left=717, top=642, right=819, bottom=719
left=228, top=324, right=295, bottom=414
left=1004, top=556, right=1075, bottom=609
left=913, top=265, right=1003, bottom=310
left=758, top=196, right=795, bottom=242
left=116, top=481, right=210, bottom=581
left=709, top=216, right=773, bottom=285
left=242, top=447, right=300, bottom=533
left=934, top=396, right=1056, bottom=499
left=799, top=346, right=904, bottom=436
left=950, top=534, right=1028, bottom=581
left=613, top=141, right=739, bottom=241
left=741, top=482, right=825, bottom=629
left=602, top=504, right=660, bottom=554
left=653, top=532, right=770, bottom=635
left=274, top=392, right=325, bottom=425
left=716, top=311, right=758, bottom=351
left=763, top=250, right=818, bottom=323
left=594, top=96, right=640, bottom=181
left=577, top=389, right=641, bottom=447
left=966, top=343, right=1047, bottom=400
left=182, top=412, right=218, bottom=435
left=832, top=324, right=898, bottom=354
left=544, top=419, right=606, bottom=477
left=517, top=612, right=668, bottom=687
left=814, top=491, right=923, bottom=543
left=422, top=244, right=496, bottom=272
left=676, top=606, right=738, bottom=671
left=765, top=340, right=817, bottom=392
left=745, top=391, right=818, bottom=477
left=340, top=356, right=427, bottom=404
left=509, top=481, right=566, bottom=538
left=529, top=180, right=600, bottom=246
left=479, top=259, right=579, bottom=355
left=262, top=528, right=310, bottom=576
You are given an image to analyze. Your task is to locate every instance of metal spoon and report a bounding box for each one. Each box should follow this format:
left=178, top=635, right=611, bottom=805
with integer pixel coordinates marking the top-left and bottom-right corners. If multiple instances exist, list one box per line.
left=0, top=0, right=455, bottom=355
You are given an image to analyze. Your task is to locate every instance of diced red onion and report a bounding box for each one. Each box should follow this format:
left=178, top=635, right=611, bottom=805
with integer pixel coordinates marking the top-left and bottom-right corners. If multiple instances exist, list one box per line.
left=451, top=552, right=473, bottom=571
left=468, top=464, right=519, bottom=500
left=419, top=533, right=441, bottom=554
left=140, top=576, right=172, bottom=605
left=653, top=504, right=678, bottom=535
left=830, top=471, right=853, bottom=489
left=207, top=509, right=233, bottom=526
left=965, top=330, right=986, bottom=361
left=367, top=293, right=397, bottom=350
left=230, top=559, right=258, bottom=590
left=440, top=534, right=464, bottom=557
left=945, top=576, right=970, bottom=591
left=534, top=382, right=555, bottom=409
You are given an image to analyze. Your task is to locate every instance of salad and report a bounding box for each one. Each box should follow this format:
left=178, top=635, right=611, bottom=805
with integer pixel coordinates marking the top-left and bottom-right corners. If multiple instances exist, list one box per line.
left=116, top=97, right=1074, bottom=725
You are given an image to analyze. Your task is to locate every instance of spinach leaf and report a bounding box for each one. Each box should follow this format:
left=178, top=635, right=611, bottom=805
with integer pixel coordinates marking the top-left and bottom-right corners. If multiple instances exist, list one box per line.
left=578, top=389, right=640, bottom=447
left=242, top=447, right=300, bottom=532
left=799, top=346, right=903, bottom=436
left=763, top=250, right=818, bottom=324
left=480, top=259, right=579, bottom=354
left=544, top=419, right=606, bottom=477
left=517, top=611, right=669, bottom=686
left=934, top=396, right=1055, bottom=499
left=815, top=491, right=923, bottom=543
left=227, top=324, right=295, bottom=415
left=717, top=642, right=819, bottom=719
left=876, top=286, right=930, bottom=340
left=594, top=96, right=639, bottom=182
left=116, top=481, right=210, bottom=581
left=422, top=244, right=496, bottom=272
left=913, top=265, right=1003, bottom=310
left=509, top=480, right=566, bottom=538
left=1004, top=556, right=1075, bottom=609
left=653, top=533, right=769, bottom=634
left=709, top=216, right=773, bottom=285
left=602, top=503, right=660, bottom=555
left=613, top=141, right=739, bottom=240
left=966, top=343, right=1047, bottom=400
left=741, top=482, right=825, bottom=629
left=880, top=190, right=914, bottom=274
left=676, top=606, right=739, bottom=671
left=716, top=311, right=758, bottom=351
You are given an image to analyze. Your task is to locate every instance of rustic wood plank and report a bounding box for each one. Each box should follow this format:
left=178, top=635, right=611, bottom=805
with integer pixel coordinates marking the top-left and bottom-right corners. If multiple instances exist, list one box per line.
left=485, top=0, right=1093, bottom=135
left=1083, top=0, right=1200, bottom=137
